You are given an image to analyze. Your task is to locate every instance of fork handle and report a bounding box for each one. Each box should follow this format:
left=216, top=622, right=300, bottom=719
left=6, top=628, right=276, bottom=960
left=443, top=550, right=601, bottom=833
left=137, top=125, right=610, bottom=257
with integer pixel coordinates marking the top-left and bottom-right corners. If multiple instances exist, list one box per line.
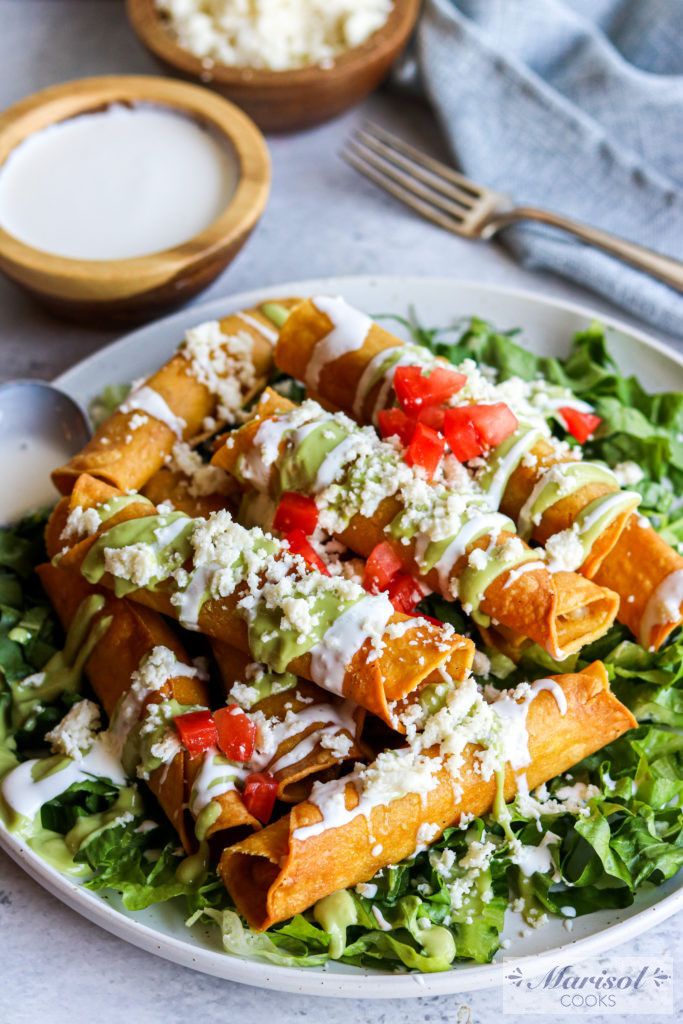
left=482, top=207, right=683, bottom=293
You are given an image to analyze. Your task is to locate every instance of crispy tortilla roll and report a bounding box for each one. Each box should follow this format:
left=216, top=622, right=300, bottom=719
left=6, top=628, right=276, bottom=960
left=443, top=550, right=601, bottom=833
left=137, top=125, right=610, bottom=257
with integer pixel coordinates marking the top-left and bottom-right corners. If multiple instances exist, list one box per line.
left=212, top=642, right=368, bottom=803
left=51, top=475, right=474, bottom=728
left=275, top=296, right=410, bottom=417
left=213, top=391, right=619, bottom=660
left=141, top=465, right=239, bottom=518
left=52, top=299, right=299, bottom=495
left=36, top=563, right=259, bottom=851
left=275, top=298, right=640, bottom=579
left=219, top=662, right=636, bottom=929
left=497, top=435, right=637, bottom=578
left=595, top=515, right=683, bottom=650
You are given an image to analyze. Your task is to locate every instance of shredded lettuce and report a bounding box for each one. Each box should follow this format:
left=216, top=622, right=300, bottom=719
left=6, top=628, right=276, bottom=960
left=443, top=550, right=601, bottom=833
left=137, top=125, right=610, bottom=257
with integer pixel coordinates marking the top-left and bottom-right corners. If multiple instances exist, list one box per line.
left=77, top=822, right=201, bottom=911
left=3, top=314, right=683, bottom=973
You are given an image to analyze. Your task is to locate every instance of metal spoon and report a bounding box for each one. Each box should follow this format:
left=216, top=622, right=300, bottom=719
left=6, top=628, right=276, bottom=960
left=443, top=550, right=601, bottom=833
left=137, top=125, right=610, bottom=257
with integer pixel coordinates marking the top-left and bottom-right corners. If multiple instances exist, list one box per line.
left=0, top=379, right=91, bottom=524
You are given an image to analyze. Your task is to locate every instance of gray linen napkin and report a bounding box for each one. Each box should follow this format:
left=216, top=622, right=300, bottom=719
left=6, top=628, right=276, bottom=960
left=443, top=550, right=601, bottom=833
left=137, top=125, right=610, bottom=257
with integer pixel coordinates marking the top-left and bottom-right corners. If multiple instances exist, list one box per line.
left=411, top=0, right=683, bottom=335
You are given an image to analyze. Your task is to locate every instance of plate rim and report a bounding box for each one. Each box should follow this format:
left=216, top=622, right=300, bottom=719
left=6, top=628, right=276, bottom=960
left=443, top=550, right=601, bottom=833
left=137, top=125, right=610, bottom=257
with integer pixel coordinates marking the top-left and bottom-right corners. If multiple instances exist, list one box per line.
left=5, top=273, right=681, bottom=998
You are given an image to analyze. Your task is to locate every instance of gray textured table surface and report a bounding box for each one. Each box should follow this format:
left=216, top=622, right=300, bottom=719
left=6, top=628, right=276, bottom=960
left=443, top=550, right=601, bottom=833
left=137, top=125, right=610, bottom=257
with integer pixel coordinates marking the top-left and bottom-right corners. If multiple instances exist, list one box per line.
left=0, top=3, right=680, bottom=1022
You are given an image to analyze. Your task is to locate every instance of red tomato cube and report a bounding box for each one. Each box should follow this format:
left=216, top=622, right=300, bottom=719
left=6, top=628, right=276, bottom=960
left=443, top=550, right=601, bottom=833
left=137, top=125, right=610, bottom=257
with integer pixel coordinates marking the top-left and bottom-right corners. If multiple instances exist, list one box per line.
left=559, top=406, right=602, bottom=444
left=174, top=709, right=218, bottom=756
left=377, top=408, right=416, bottom=446
left=285, top=529, right=330, bottom=575
left=394, top=364, right=467, bottom=415
left=364, top=541, right=404, bottom=593
left=467, top=403, right=518, bottom=447
left=443, top=408, right=484, bottom=461
left=404, top=423, right=445, bottom=479
left=273, top=492, right=319, bottom=536
left=214, top=704, right=256, bottom=762
left=388, top=574, right=423, bottom=614
left=242, top=772, right=279, bottom=823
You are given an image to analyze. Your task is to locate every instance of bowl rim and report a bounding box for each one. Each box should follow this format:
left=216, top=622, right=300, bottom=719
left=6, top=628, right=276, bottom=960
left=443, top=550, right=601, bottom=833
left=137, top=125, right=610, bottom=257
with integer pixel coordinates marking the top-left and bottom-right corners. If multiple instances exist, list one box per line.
left=0, top=74, right=270, bottom=288
left=126, top=0, right=421, bottom=89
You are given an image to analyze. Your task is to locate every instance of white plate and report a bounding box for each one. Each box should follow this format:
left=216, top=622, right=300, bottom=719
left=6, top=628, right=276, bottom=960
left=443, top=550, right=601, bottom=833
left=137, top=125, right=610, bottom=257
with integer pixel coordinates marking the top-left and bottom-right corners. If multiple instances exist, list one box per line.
left=3, top=275, right=683, bottom=998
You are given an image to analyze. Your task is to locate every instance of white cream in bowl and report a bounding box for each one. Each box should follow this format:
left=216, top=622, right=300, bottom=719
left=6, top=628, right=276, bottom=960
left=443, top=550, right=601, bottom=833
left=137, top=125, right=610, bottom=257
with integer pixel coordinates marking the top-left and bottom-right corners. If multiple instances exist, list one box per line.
left=0, top=104, right=240, bottom=260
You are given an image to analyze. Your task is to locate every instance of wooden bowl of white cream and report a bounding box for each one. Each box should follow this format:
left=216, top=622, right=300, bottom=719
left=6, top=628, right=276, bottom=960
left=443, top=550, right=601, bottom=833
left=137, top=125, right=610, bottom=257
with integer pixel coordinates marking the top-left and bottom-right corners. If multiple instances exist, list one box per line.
left=0, top=76, right=270, bottom=324
left=126, top=0, right=420, bottom=132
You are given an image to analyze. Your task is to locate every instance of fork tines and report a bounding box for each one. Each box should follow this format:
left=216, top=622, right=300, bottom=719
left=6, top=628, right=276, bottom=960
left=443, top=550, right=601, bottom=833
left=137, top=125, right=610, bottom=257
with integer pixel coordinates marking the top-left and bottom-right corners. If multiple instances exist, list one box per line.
left=342, top=122, right=485, bottom=235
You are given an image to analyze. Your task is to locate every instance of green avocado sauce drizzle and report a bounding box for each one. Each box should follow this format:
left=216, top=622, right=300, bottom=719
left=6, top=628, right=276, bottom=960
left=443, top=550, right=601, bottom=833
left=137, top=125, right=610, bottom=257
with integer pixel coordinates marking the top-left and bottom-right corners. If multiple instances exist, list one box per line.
left=9, top=595, right=111, bottom=733
left=80, top=512, right=194, bottom=597
left=247, top=590, right=361, bottom=673
left=277, top=420, right=350, bottom=497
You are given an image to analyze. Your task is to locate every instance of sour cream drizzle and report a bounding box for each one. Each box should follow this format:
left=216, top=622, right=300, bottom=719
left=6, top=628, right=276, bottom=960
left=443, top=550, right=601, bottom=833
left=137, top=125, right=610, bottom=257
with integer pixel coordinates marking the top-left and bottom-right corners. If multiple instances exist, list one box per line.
left=263, top=701, right=357, bottom=774
left=2, top=737, right=126, bottom=821
left=236, top=311, right=278, bottom=345
left=353, top=345, right=404, bottom=418
left=313, top=433, right=360, bottom=490
left=492, top=678, right=568, bottom=772
left=309, top=593, right=394, bottom=695
left=292, top=676, right=568, bottom=845
left=433, top=513, right=513, bottom=595
left=119, top=385, right=186, bottom=439
left=482, top=427, right=542, bottom=511
left=306, top=297, right=372, bottom=391
left=189, top=749, right=249, bottom=817
left=639, top=569, right=683, bottom=648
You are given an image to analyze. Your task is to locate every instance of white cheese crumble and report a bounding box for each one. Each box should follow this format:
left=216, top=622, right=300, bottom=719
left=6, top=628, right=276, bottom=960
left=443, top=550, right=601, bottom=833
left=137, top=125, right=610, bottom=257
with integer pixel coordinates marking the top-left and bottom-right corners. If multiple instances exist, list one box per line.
left=472, top=650, right=491, bottom=678
left=156, top=0, right=393, bottom=71
left=612, top=461, right=644, bottom=487
left=104, top=543, right=160, bottom=588
left=544, top=525, right=586, bottom=573
left=60, top=505, right=102, bottom=542
left=415, top=821, right=440, bottom=851
left=109, top=645, right=201, bottom=757
left=516, top=779, right=601, bottom=820
left=46, top=699, right=101, bottom=760
left=169, top=439, right=232, bottom=496
left=319, top=731, right=353, bottom=759
left=181, top=320, right=256, bottom=424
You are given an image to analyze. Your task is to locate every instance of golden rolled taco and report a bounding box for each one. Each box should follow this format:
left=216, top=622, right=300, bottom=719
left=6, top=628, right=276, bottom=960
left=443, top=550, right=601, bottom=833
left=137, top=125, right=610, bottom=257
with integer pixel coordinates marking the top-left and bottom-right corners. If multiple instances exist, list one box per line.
left=274, top=297, right=681, bottom=645
left=52, top=299, right=299, bottom=495
left=219, top=662, right=636, bottom=929
left=212, top=390, right=619, bottom=660
left=36, top=563, right=259, bottom=852
left=50, top=474, right=474, bottom=729
left=212, top=642, right=368, bottom=804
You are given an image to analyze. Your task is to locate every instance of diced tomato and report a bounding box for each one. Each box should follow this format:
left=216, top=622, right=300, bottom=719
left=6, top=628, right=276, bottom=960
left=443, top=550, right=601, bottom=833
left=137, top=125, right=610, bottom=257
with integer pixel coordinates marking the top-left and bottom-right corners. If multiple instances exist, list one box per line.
left=559, top=406, right=602, bottom=444
left=443, top=407, right=484, bottom=461
left=242, top=771, right=279, bottom=824
left=364, top=541, right=404, bottom=593
left=273, top=491, right=318, bottom=536
left=417, top=405, right=446, bottom=432
left=394, top=365, right=467, bottom=415
left=404, top=422, right=445, bottom=479
left=443, top=403, right=517, bottom=460
left=378, top=407, right=416, bottom=446
left=388, top=573, right=423, bottom=614
left=467, top=403, right=518, bottom=447
left=174, top=709, right=217, bottom=756
left=214, top=704, right=256, bottom=762
left=285, top=529, right=330, bottom=575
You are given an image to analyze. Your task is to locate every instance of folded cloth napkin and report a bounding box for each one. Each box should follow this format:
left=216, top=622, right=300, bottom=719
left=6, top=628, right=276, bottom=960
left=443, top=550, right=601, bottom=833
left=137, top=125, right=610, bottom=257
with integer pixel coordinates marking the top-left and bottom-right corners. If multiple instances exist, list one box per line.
left=411, top=0, right=683, bottom=335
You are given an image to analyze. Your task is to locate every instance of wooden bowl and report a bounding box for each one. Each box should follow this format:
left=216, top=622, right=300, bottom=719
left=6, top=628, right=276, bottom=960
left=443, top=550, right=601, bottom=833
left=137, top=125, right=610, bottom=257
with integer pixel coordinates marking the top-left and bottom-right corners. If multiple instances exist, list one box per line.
left=126, top=0, right=421, bottom=132
left=0, top=75, right=270, bottom=325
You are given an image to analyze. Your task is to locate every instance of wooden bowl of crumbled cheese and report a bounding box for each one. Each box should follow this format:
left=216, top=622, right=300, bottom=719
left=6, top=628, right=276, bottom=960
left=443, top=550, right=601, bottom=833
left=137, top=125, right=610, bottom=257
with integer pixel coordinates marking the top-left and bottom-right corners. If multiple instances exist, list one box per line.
left=126, top=0, right=420, bottom=132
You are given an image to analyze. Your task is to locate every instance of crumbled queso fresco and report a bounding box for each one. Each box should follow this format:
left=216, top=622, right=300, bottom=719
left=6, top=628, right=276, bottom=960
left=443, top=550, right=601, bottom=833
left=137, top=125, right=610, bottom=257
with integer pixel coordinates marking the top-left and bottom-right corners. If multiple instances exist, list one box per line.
left=155, top=0, right=394, bottom=71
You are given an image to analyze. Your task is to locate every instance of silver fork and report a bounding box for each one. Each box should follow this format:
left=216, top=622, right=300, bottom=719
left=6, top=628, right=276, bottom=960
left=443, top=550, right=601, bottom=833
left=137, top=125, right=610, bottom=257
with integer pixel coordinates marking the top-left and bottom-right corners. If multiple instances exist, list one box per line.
left=342, top=122, right=683, bottom=293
